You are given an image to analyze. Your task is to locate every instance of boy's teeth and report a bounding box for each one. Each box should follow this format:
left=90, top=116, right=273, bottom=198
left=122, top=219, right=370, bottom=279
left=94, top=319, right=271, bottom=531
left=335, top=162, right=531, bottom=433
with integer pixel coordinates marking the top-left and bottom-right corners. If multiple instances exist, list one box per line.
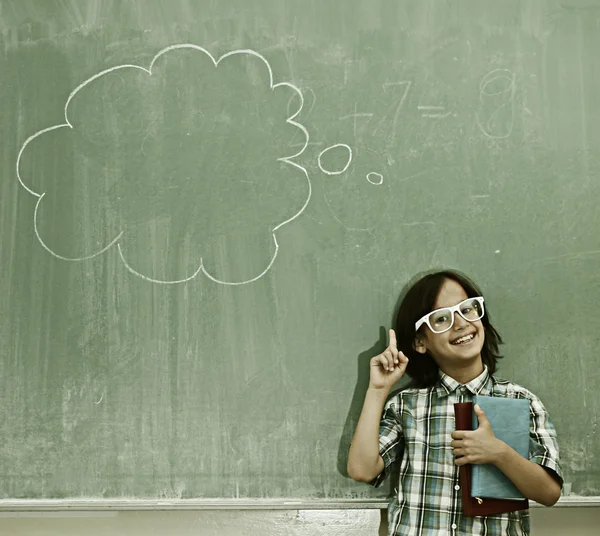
left=452, top=334, right=474, bottom=345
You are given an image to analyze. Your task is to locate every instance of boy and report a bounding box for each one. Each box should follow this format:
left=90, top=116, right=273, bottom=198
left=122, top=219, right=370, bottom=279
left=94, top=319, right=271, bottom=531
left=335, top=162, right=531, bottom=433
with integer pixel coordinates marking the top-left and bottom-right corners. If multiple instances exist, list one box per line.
left=347, top=271, right=562, bottom=535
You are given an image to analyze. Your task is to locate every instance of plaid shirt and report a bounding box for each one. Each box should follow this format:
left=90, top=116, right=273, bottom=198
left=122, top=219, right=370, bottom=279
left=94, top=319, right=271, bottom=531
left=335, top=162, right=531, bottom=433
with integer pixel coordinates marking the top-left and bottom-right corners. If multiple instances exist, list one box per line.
left=372, top=366, right=562, bottom=536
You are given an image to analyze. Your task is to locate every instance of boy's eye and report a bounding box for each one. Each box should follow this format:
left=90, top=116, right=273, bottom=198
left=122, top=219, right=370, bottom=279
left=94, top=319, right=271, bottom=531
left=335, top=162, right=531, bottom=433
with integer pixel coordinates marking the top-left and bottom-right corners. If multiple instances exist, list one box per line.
left=461, top=307, right=473, bottom=314
left=433, top=314, right=449, bottom=325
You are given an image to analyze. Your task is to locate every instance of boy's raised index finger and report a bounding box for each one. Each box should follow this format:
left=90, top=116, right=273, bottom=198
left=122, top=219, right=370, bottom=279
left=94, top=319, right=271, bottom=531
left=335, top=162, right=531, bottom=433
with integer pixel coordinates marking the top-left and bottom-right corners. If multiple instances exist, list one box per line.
left=388, top=329, right=397, bottom=350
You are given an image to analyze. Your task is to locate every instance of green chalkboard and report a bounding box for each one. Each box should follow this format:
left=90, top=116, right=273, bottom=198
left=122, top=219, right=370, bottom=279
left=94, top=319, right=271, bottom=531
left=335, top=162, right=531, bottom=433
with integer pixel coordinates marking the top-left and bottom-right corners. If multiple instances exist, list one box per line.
left=1, top=0, right=599, bottom=500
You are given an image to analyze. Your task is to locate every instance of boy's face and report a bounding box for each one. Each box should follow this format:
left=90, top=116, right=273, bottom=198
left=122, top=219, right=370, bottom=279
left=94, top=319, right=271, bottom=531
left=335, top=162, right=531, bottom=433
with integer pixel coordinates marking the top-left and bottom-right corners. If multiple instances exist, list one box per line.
left=414, top=279, right=485, bottom=371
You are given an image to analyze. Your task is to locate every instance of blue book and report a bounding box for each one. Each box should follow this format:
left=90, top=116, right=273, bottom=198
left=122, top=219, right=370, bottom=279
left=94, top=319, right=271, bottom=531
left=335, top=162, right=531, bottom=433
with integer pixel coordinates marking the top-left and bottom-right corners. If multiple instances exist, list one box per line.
left=471, top=395, right=530, bottom=500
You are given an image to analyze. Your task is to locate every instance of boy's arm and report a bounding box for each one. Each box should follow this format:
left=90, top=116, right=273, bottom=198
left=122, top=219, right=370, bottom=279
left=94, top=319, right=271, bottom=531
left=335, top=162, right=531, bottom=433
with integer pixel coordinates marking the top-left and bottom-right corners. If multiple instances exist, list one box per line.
left=347, top=329, right=408, bottom=483
left=347, top=387, right=388, bottom=482
left=499, top=392, right=563, bottom=506
left=493, top=443, right=561, bottom=506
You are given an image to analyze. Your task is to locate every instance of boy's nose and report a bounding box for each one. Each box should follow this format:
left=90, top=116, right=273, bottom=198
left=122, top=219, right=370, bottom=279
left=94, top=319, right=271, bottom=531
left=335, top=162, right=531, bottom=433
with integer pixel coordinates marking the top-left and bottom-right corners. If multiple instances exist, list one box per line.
left=453, top=311, right=468, bottom=329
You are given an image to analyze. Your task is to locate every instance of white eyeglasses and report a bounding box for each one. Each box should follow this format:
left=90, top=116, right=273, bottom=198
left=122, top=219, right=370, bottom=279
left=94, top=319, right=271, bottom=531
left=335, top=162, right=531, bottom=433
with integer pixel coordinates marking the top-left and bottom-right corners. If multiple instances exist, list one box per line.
left=415, top=296, right=485, bottom=334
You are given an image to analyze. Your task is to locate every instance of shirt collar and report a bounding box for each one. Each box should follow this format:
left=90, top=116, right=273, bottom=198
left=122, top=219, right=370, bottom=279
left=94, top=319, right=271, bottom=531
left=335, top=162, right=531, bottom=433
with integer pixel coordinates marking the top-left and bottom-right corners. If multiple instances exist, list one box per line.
left=435, top=365, right=491, bottom=398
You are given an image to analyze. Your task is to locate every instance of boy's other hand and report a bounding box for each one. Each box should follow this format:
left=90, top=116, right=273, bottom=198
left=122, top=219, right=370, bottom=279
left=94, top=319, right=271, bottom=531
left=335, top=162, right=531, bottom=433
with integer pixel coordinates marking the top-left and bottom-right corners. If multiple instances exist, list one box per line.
left=451, top=404, right=505, bottom=466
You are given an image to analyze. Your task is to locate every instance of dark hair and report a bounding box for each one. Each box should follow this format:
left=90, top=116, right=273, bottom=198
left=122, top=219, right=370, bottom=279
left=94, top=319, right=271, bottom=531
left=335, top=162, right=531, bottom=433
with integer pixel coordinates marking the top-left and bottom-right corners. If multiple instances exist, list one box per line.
left=394, top=269, right=503, bottom=388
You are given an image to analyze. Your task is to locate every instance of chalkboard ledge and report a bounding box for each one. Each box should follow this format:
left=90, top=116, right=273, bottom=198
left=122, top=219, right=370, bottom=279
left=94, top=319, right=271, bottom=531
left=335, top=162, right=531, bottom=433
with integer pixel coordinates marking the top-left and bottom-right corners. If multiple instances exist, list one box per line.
left=0, top=497, right=597, bottom=511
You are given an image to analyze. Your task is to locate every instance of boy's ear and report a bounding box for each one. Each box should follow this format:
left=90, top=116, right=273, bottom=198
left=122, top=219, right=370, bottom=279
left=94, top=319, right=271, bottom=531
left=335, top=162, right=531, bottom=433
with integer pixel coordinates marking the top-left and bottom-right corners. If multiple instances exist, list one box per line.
left=413, top=335, right=427, bottom=354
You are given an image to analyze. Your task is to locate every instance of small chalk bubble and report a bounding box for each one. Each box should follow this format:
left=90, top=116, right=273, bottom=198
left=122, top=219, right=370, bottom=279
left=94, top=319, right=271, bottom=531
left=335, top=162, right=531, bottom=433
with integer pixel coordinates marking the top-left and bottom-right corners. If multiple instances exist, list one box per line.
left=367, top=172, right=383, bottom=185
left=494, top=250, right=501, bottom=254
left=318, top=143, right=353, bottom=175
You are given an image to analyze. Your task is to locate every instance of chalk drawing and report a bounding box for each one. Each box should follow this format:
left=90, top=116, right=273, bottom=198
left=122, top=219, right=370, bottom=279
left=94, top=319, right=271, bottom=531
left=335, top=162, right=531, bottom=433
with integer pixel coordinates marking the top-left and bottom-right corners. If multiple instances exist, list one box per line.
left=340, top=103, right=373, bottom=139
left=286, top=86, right=317, bottom=148
left=374, top=81, right=412, bottom=142
left=418, top=105, right=452, bottom=119
left=16, top=44, right=311, bottom=285
left=366, top=172, right=383, bottom=185
left=317, top=144, right=353, bottom=176
left=343, top=59, right=353, bottom=85
left=476, top=68, right=516, bottom=140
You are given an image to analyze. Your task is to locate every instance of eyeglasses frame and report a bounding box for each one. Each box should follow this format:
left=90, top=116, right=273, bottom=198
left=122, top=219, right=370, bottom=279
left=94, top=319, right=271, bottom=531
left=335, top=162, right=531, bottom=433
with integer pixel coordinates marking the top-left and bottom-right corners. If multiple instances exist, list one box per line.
left=414, top=296, right=485, bottom=334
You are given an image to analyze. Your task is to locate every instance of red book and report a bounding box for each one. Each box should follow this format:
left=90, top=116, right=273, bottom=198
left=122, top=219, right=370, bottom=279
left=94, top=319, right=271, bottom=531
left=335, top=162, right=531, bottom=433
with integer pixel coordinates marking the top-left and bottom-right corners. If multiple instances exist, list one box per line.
left=453, top=402, right=529, bottom=517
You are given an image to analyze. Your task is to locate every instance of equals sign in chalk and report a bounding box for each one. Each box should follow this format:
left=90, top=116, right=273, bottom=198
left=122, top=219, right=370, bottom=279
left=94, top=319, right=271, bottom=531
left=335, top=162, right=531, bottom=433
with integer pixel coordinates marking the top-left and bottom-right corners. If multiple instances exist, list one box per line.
left=417, top=105, right=452, bottom=118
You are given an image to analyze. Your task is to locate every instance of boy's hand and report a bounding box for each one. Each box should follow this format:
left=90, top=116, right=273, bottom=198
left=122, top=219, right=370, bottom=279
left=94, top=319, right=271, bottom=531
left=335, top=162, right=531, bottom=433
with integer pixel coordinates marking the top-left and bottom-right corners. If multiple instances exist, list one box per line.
left=369, top=329, right=409, bottom=392
left=451, top=404, right=506, bottom=466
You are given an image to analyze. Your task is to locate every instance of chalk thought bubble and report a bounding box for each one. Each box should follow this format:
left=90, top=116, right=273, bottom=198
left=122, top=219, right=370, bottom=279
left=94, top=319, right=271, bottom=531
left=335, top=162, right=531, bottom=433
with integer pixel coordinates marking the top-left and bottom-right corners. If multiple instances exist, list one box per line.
left=17, top=45, right=310, bottom=285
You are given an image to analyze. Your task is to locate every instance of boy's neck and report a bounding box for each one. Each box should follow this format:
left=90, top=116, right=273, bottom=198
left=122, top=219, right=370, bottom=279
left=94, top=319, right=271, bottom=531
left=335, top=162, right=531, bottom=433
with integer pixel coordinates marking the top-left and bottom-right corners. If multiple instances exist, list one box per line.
left=439, top=359, right=485, bottom=385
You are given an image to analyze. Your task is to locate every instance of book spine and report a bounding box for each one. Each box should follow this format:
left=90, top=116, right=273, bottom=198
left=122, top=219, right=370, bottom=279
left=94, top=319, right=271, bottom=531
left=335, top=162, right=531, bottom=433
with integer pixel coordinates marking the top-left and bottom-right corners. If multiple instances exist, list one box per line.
left=453, top=402, right=475, bottom=517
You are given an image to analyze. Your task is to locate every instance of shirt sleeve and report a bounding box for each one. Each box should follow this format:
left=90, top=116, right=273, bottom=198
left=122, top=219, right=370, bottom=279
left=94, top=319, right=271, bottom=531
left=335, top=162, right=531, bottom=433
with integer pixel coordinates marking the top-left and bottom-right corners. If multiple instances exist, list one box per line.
left=527, top=393, right=563, bottom=486
left=369, top=395, right=405, bottom=488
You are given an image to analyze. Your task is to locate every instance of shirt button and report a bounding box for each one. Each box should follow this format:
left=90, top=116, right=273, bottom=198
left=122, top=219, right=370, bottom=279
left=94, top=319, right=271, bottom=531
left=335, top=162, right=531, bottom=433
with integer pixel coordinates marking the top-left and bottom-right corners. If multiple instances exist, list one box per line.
left=451, top=523, right=457, bottom=530
left=454, top=484, right=460, bottom=490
